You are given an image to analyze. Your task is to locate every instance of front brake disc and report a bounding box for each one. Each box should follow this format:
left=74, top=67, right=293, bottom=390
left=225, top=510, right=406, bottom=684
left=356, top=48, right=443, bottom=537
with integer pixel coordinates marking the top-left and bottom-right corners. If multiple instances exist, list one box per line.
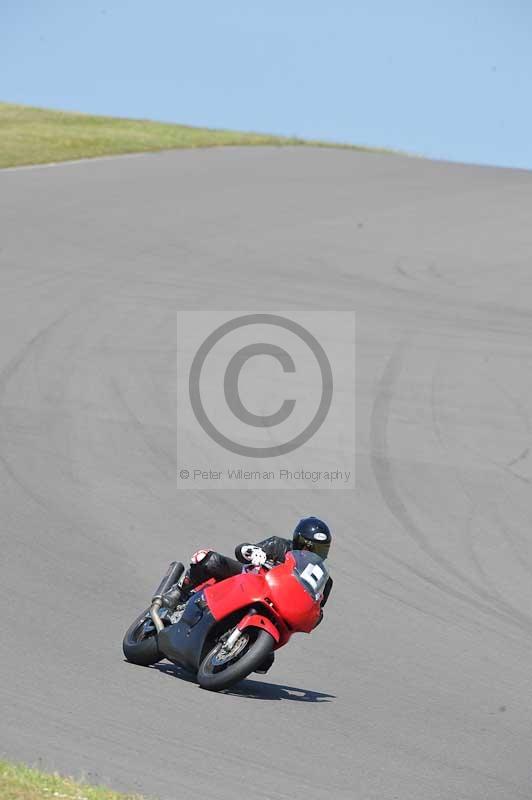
left=211, top=633, right=249, bottom=666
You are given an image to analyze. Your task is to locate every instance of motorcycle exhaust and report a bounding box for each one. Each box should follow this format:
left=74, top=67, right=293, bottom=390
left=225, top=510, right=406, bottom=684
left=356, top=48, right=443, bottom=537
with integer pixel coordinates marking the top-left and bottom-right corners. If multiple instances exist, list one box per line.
left=149, top=561, right=184, bottom=633
left=152, top=561, right=184, bottom=602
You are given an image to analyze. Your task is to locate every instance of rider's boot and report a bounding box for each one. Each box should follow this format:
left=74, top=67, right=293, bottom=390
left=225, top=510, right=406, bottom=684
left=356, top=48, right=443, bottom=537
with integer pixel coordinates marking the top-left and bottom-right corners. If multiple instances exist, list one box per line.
left=254, top=652, right=275, bottom=674
left=162, top=573, right=192, bottom=611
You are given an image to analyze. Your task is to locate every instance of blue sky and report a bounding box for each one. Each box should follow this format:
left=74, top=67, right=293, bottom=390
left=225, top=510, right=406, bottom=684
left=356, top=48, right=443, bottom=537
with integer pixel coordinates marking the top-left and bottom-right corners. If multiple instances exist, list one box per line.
left=2, top=0, right=531, bottom=168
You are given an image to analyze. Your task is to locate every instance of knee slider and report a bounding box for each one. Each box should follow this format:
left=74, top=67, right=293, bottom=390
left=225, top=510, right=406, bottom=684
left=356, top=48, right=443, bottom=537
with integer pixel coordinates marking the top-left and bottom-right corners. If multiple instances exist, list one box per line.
left=190, top=548, right=211, bottom=565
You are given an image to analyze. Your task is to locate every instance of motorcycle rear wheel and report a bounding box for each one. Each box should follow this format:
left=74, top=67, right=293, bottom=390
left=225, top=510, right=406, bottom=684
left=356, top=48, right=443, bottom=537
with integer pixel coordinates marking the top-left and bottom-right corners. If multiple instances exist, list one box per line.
left=198, top=628, right=275, bottom=691
left=122, top=609, right=162, bottom=666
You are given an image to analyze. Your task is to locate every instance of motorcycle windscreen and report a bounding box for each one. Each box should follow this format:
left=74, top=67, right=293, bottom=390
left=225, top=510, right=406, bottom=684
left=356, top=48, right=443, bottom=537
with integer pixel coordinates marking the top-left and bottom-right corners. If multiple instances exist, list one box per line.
left=290, top=551, right=330, bottom=599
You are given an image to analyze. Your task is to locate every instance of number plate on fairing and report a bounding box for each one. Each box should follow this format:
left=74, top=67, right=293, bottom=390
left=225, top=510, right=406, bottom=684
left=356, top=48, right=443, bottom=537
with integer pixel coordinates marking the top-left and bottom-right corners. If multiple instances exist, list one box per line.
left=290, top=551, right=330, bottom=598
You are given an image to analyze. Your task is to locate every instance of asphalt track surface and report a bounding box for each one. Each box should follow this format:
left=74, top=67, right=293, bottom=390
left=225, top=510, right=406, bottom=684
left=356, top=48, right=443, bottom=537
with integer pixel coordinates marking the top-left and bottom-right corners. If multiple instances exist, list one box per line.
left=1, top=147, right=532, bottom=800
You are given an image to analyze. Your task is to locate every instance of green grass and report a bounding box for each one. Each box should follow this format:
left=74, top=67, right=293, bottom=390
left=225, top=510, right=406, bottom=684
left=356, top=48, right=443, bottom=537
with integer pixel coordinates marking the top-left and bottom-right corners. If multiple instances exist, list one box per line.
left=0, top=760, right=144, bottom=800
left=0, top=102, right=367, bottom=169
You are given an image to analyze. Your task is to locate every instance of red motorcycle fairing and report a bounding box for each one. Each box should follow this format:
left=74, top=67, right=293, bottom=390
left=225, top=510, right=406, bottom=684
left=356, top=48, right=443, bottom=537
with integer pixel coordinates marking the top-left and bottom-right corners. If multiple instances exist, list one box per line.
left=264, top=554, right=322, bottom=633
left=204, top=552, right=322, bottom=640
left=204, top=571, right=291, bottom=649
left=204, top=570, right=268, bottom=620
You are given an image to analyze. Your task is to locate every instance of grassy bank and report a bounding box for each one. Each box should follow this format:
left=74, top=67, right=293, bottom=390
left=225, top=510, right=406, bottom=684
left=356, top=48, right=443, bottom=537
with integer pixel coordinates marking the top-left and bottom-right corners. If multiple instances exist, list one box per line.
left=0, top=760, right=143, bottom=800
left=0, top=102, right=358, bottom=169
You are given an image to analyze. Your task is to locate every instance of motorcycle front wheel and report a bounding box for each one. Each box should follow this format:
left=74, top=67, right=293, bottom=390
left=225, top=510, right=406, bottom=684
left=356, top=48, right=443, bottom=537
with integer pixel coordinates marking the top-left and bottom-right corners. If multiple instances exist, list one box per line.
left=197, top=628, right=275, bottom=691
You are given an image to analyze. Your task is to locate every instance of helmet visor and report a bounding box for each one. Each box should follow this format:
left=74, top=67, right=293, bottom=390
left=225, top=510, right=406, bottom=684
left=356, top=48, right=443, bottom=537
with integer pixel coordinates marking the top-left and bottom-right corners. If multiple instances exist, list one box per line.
left=311, top=540, right=330, bottom=560
left=296, top=534, right=330, bottom=560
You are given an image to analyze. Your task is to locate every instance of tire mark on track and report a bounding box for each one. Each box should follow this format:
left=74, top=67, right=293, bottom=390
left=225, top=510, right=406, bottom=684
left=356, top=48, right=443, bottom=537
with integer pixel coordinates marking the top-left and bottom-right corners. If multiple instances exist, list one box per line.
left=109, top=378, right=176, bottom=482
left=0, top=311, right=74, bottom=512
left=429, top=359, right=511, bottom=601
left=370, top=339, right=532, bottom=635
left=432, top=357, right=532, bottom=583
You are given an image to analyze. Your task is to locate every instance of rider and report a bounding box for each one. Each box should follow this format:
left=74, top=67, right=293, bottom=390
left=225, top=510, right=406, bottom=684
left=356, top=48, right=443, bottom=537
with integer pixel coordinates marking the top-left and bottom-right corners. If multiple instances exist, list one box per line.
left=162, top=516, right=333, bottom=672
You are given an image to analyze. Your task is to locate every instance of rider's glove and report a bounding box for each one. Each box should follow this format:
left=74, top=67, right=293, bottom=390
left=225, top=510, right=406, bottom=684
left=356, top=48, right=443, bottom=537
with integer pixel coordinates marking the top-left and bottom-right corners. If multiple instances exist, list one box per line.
left=250, top=547, right=267, bottom=567
left=241, top=545, right=267, bottom=566
left=241, top=544, right=260, bottom=561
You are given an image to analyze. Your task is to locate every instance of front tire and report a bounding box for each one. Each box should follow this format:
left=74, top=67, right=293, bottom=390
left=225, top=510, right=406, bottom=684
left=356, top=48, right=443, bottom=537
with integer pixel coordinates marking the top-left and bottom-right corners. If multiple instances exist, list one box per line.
left=198, top=628, right=275, bottom=691
left=122, top=609, right=161, bottom=666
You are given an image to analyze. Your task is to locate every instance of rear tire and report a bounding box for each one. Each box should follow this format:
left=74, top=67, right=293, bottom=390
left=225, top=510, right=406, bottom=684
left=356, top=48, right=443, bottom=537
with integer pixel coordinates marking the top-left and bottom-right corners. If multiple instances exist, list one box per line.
left=197, top=628, right=275, bottom=691
left=122, top=609, right=162, bottom=666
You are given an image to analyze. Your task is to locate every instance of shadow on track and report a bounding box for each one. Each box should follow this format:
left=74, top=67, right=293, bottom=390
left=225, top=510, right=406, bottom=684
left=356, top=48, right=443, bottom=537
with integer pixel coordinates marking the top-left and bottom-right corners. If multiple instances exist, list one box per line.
left=147, top=661, right=335, bottom=702
left=222, top=679, right=335, bottom=702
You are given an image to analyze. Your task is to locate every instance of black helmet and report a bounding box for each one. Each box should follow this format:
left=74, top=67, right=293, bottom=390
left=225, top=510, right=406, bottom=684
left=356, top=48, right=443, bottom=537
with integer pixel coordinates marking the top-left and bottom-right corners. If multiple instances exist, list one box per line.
left=292, top=517, right=331, bottom=560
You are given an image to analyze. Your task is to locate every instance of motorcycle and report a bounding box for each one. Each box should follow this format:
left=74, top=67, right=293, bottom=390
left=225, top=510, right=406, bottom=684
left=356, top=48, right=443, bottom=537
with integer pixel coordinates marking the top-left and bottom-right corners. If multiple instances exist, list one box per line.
left=122, top=550, right=330, bottom=691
